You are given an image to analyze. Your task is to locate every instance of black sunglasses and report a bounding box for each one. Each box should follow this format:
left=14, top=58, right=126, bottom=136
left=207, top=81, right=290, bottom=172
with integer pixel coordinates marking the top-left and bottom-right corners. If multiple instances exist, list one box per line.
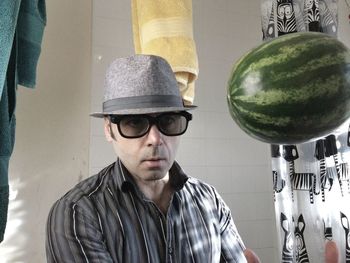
left=109, top=111, right=192, bottom=138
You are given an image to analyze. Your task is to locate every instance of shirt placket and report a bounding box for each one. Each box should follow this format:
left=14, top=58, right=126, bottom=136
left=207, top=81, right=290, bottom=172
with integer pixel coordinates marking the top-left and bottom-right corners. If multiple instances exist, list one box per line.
left=166, top=215, right=174, bottom=263
left=145, top=198, right=175, bottom=263
left=165, top=204, right=175, bottom=263
left=151, top=198, right=176, bottom=263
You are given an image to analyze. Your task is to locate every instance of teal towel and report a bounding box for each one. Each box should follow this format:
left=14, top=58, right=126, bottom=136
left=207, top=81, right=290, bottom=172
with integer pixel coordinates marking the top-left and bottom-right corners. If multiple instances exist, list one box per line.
left=17, top=0, right=47, bottom=88
left=0, top=30, right=17, bottom=242
left=0, top=185, right=9, bottom=243
left=0, top=0, right=21, bottom=96
left=0, top=0, right=46, bottom=93
left=0, top=0, right=46, bottom=242
left=0, top=77, right=16, bottom=243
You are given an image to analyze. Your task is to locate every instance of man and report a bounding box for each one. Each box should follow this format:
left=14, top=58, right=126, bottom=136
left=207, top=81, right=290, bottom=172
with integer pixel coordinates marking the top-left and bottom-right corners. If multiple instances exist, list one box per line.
left=46, top=54, right=339, bottom=263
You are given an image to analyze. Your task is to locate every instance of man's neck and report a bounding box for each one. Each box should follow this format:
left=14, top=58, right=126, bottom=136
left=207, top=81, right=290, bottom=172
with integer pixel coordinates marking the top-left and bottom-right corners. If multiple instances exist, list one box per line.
left=135, top=173, right=174, bottom=214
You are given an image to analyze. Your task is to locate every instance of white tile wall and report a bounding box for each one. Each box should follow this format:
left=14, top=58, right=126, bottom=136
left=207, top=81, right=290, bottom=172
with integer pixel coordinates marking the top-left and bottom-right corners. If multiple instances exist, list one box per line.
left=90, top=0, right=278, bottom=262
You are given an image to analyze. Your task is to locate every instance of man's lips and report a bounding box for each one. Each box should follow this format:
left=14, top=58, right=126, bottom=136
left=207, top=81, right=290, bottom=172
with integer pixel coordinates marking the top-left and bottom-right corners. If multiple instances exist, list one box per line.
left=142, top=158, right=165, bottom=162
left=142, top=158, right=167, bottom=167
left=142, top=156, right=166, bottom=162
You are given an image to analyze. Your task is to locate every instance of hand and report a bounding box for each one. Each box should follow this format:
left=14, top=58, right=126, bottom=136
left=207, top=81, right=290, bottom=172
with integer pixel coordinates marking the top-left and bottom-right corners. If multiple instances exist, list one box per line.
left=325, top=240, right=339, bottom=263
left=244, top=249, right=261, bottom=263
left=244, top=241, right=339, bottom=263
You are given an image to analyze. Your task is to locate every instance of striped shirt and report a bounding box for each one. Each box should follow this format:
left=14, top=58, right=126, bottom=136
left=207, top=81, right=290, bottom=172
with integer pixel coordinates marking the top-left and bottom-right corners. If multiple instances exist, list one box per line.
left=46, top=159, right=247, bottom=263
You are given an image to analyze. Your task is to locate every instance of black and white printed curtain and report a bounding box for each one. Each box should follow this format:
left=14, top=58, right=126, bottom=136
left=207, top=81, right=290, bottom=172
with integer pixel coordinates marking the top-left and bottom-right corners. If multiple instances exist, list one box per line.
left=261, top=0, right=338, bottom=40
left=260, top=1, right=350, bottom=262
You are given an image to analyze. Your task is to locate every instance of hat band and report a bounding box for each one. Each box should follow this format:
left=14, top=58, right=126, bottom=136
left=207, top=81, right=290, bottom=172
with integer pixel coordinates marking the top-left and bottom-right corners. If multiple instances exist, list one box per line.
left=103, top=95, right=183, bottom=113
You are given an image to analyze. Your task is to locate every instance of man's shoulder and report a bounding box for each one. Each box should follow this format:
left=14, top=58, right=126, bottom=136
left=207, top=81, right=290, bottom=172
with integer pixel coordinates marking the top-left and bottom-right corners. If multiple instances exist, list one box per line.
left=182, top=176, right=218, bottom=199
left=186, top=176, right=214, bottom=189
left=51, top=163, right=116, bottom=211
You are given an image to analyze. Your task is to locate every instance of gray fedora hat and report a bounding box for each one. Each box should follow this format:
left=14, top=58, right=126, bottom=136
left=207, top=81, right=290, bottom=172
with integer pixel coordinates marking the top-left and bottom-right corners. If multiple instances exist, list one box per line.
left=91, top=54, right=196, bottom=117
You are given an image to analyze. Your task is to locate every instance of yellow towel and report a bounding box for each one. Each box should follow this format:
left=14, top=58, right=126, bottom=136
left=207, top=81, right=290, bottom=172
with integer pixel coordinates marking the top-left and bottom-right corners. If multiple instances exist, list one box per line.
left=131, top=0, right=199, bottom=105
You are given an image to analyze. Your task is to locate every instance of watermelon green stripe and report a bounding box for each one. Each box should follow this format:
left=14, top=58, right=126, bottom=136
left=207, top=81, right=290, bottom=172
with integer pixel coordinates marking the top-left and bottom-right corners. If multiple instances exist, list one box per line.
left=233, top=104, right=348, bottom=142
left=233, top=37, right=341, bottom=78
left=232, top=75, right=345, bottom=106
left=234, top=99, right=347, bottom=128
left=230, top=47, right=348, bottom=92
left=227, top=32, right=350, bottom=144
left=260, top=53, right=347, bottom=81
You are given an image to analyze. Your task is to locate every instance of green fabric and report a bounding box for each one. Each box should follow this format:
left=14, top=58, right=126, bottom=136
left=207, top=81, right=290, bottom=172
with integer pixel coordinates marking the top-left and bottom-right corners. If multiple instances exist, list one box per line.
left=0, top=185, right=9, bottom=242
left=0, top=77, right=16, bottom=243
left=0, top=0, right=46, bottom=94
left=17, top=0, right=47, bottom=88
left=0, top=0, right=21, bottom=96
left=0, top=0, right=45, bottom=243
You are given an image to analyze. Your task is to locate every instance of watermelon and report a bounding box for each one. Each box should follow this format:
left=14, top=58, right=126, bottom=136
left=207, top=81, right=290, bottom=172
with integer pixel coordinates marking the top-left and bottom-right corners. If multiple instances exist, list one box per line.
left=227, top=32, right=350, bottom=144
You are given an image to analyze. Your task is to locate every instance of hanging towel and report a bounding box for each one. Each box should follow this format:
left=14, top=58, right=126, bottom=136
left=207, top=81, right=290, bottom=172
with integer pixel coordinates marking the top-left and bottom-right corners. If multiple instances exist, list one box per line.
left=17, top=0, right=47, bottom=88
left=131, top=0, right=199, bottom=105
left=0, top=80, right=16, bottom=243
left=0, top=0, right=46, bottom=93
left=0, top=35, right=17, bottom=242
left=0, top=0, right=22, bottom=97
left=0, top=0, right=46, bottom=242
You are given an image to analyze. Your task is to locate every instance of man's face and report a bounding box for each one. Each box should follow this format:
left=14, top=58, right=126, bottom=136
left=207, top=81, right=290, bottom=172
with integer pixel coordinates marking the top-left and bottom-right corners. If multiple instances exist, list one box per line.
left=104, top=115, right=181, bottom=183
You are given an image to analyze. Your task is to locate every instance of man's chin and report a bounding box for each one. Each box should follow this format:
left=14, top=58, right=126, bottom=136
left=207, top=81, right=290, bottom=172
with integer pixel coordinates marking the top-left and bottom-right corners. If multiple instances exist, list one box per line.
left=142, top=169, right=168, bottom=182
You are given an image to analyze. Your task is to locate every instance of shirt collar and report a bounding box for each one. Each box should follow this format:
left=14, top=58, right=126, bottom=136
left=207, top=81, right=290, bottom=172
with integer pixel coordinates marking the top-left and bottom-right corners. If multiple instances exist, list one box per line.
left=114, top=158, right=188, bottom=193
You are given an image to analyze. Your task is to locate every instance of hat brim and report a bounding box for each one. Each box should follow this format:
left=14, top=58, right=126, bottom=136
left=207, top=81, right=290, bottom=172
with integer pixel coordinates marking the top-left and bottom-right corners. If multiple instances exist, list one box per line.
left=90, top=105, right=197, bottom=118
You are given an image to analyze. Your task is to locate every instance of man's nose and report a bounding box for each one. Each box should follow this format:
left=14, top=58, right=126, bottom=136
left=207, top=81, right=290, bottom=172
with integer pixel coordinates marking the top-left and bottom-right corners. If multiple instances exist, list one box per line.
left=146, top=124, right=163, bottom=145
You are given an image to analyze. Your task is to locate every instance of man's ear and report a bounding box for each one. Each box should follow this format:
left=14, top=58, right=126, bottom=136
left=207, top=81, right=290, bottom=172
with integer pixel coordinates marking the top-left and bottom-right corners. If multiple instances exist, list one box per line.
left=104, top=118, right=114, bottom=142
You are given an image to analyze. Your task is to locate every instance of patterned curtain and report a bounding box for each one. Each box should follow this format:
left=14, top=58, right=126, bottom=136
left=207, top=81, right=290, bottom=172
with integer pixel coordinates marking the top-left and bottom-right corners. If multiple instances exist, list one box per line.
left=260, top=1, right=350, bottom=262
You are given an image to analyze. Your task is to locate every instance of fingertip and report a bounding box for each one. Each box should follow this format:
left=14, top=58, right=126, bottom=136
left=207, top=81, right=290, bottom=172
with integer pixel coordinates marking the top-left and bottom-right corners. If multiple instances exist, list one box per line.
left=244, top=248, right=261, bottom=263
left=325, top=240, right=339, bottom=263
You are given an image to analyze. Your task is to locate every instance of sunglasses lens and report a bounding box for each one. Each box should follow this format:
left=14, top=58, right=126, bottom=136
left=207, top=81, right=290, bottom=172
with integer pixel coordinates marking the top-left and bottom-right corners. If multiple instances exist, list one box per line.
left=158, top=114, right=187, bottom=136
left=119, top=116, right=149, bottom=137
